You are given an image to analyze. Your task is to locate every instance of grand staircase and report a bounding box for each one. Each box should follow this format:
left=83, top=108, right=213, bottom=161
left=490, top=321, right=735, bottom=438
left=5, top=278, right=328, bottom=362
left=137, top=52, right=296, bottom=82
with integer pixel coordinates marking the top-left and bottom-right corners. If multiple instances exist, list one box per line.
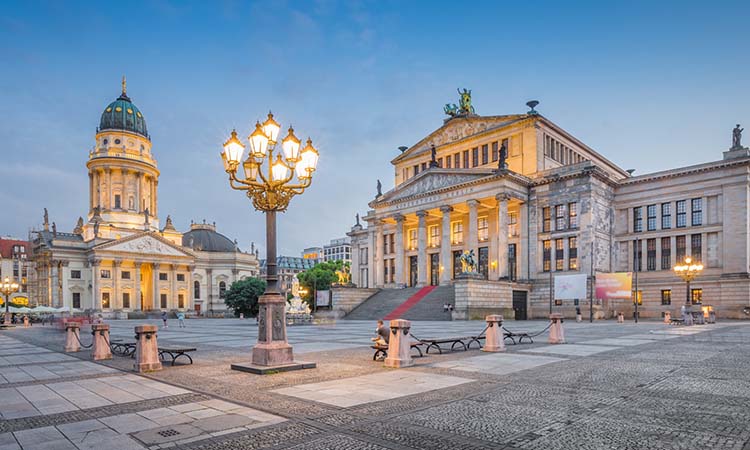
left=344, top=285, right=455, bottom=321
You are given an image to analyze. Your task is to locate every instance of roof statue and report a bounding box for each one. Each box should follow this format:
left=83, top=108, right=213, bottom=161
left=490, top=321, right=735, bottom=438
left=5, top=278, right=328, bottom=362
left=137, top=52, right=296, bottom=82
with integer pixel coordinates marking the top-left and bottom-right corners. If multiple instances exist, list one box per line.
left=73, top=217, right=84, bottom=235
left=93, top=220, right=100, bottom=238
left=429, top=144, right=439, bottom=168
left=444, top=88, right=475, bottom=118
left=163, top=215, right=176, bottom=231
left=376, top=179, right=382, bottom=197
left=498, top=142, right=508, bottom=171
left=51, top=222, right=57, bottom=237
left=121, top=75, right=127, bottom=96
left=144, top=207, right=150, bottom=225
left=732, top=124, right=744, bottom=149
left=43, top=208, right=49, bottom=231
left=355, top=213, right=360, bottom=226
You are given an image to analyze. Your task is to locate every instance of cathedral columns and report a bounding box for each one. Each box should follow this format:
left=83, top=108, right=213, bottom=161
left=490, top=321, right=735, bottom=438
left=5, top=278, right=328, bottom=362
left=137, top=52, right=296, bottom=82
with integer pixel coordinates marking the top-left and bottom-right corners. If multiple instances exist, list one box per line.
left=135, top=172, right=141, bottom=212
left=170, top=264, right=177, bottom=309
left=89, top=173, right=94, bottom=210
left=375, top=221, right=384, bottom=287
left=366, top=227, right=376, bottom=288
left=91, top=259, right=101, bottom=310
left=467, top=199, right=479, bottom=257
left=440, top=206, right=453, bottom=285
left=105, top=167, right=112, bottom=210
left=187, top=265, right=195, bottom=310
left=205, top=268, right=213, bottom=313
left=416, top=210, right=428, bottom=287
left=153, top=263, right=161, bottom=309
left=113, top=260, right=122, bottom=309
left=497, top=194, right=509, bottom=280
left=50, top=260, right=59, bottom=308
left=134, top=262, right=142, bottom=310
left=393, top=214, right=405, bottom=286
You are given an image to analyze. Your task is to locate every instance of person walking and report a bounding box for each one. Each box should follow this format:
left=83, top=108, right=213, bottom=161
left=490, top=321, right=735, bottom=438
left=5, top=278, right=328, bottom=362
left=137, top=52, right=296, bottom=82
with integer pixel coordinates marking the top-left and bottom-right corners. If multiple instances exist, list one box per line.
left=177, top=311, right=186, bottom=328
left=161, top=311, right=168, bottom=329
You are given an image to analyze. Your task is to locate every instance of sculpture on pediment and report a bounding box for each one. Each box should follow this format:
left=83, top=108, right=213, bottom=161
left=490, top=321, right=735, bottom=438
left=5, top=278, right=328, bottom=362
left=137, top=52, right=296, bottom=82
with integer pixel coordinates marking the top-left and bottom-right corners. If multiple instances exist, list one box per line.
left=43, top=208, right=49, bottom=231
left=143, top=208, right=150, bottom=225
left=73, top=217, right=84, bottom=235
left=732, top=124, right=744, bottom=149
left=376, top=179, right=382, bottom=197
left=51, top=222, right=57, bottom=237
left=355, top=213, right=360, bottom=226
left=444, top=103, right=459, bottom=117
left=429, top=144, right=438, bottom=168
left=498, top=142, right=508, bottom=170
left=457, top=88, right=475, bottom=115
left=93, top=221, right=100, bottom=238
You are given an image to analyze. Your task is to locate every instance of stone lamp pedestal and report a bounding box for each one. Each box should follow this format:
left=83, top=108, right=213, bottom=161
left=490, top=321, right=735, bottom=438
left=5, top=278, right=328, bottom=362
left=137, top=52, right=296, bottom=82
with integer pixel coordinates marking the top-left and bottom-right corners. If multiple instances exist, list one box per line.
left=64, top=323, right=81, bottom=352
left=134, top=325, right=162, bottom=373
left=384, top=319, right=414, bottom=368
left=231, top=293, right=316, bottom=375
left=549, top=313, right=565, bottom=344
left=482, top=315, right=506, bottom=352
left=91, top=324, right=112, bottom=360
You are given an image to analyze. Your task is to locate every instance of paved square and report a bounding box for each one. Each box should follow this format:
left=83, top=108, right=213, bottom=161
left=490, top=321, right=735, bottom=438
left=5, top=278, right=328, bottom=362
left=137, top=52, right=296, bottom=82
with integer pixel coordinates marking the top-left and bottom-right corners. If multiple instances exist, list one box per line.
left=520, top=343, right=621, bottom=356
left=431, top=352, right=566, bottom=374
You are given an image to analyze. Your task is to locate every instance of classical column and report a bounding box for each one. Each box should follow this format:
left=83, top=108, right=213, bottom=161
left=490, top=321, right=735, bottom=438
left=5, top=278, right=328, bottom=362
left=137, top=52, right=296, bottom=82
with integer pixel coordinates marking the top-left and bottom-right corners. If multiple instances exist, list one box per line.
left=671, top=235, right=677, bottom=268
left=113, top=260, right=122, bottom=310
left=88, top=172, right=94, bottom=210
left=93, top=170, right=100, bottom=209
left=134, top=262, right=142, bottom=310
left=91, top=259, right=101, bottom=310
left=367, top=228, right=376, bottom=288
left=467, top=199, right=479, bottom=256
left=50, top=260, right=60, bottom=308
left=393, top=214, right=405, bottom=287
left=152, top=179, right=158, bottom=216
left=171, top=264, right=178, bottom=309
left=187, top=265, right=195, bottom=310
left=105, top=168, right=112, bottom=210
left=135, top=173, right=141, bottom=212
left=416, top=210, right=428, bottom=287
left=153, top=263, right=161, bottom=310
left=206, top=268, right=213, bottom=313
left=60, top=261, right=69, bottom=309
left=440, top=206, right=453, bottom=285
left=497, top=195, right=510, bottom=280
left=375, top=221, right=385, bottom=287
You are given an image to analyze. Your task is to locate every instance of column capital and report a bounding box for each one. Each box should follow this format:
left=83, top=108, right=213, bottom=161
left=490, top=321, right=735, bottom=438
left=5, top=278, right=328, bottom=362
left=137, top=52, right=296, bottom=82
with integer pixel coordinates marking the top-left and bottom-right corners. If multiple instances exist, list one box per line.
left=113, top=259, right=123, bottom=267
left=496, top=193, right=511, bottom=203
left=231, top=269, right=240, bottom=275
left=393, top=213, right=405, bottom=223
left=205, top=268, right=213, bottom=275
left=439, top=205, right=453, bottom=214
left=188, top=265, right=196, bottom=272
left=60, top=260, right=70, bottom=267
left=416, top=210, right=428, bottom=218
left=153, top=263, right=162, bottom=270
left=134, top=261, right=143, bottom=269
left=467, top=199, right=480, bottom=207
left=89, top=258, right=102, bottom=267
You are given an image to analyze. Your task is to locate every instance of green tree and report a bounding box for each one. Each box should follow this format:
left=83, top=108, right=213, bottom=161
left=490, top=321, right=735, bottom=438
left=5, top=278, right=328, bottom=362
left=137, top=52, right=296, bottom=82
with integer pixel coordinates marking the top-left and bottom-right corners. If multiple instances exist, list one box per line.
left=297, top=260, right=344, bottom=308
left=224, top=277, right=266, bottom=318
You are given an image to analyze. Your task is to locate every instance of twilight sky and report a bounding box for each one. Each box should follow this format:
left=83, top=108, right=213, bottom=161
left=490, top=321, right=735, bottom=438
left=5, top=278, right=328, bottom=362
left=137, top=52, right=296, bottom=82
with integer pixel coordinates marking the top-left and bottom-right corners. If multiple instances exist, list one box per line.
left=0, top=0, right=748, bottom=256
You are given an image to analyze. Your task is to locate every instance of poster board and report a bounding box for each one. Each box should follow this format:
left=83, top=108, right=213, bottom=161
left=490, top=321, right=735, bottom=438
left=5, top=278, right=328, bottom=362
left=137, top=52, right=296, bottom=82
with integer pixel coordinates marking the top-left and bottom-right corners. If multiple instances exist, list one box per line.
left=595, top=273, right=633, bottom=299
left=554, top=274, right=588, bottom=299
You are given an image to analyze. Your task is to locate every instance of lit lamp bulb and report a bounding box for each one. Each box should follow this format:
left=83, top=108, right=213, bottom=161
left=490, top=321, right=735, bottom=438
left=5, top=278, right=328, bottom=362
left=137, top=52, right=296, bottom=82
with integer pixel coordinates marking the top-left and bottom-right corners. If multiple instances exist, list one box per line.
left=281, top=126, right=301, bottom=162
left=271, top=154, right=290, bottom=182
left=262, top=112, right=281, bottom=143
left=222, top=130, right=245, bottom=171
left=296, top=138, right=319, bottom=179
left=243, top=158, right=259, bottom=181
left=249, top=121, right=269, bottom=158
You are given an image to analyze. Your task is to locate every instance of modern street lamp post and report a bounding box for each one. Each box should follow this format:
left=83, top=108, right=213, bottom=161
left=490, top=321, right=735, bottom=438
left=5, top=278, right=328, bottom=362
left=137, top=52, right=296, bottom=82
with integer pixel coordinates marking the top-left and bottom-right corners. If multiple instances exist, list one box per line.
left=1, top=277, right=20, bottom=324
left=673, top=256, right=703, bottom=307
left=221, top=112, right=319, bottom=372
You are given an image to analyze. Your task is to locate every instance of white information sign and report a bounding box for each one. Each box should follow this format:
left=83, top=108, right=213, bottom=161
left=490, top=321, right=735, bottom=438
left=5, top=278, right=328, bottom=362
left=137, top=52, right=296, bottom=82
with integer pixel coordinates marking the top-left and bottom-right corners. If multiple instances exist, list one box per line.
left=554, top=274, right=588, bottom=300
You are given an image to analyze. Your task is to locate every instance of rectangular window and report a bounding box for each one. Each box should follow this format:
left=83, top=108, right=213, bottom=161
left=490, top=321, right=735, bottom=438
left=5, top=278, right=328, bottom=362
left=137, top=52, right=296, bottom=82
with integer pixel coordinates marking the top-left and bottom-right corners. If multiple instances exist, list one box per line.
left=508, top=211, right=519, bottom=237
left=647, top=205, right=657, bottom=231
left=463, top=150, right=469, bottom=168
left=71, top=270, right=81, bottom=279
left=72, top=292, right=81, bottom=309
left=453, top=250, right=462, bottom=278
left=633, top=207, right=643, bottom=233
left=691, top=234, right=702, bottom=263
left=178, top=294, right=185, bottom=309
left=114, top=195, right=121, bottom=209
left=471, top=147, right=478, bottom=167
left=661, top=290, right=671, bottom=305
left=478, top=217, right=489, bottom=242
left=383, top=234, right=390, bottom=255
left=121, top=271, right=131, bottom=280
left=429, top=225, right=440, bottom=247
left=160, top=293, right=168, bottom=309
left=478, top=247, right=489, bottom=279
left=413, top=165, right=419, bottom=176
left=451, top=222, right=463, bottom=244
left=555, top=205, right=566, bottom=230
left=691, top=288, right=702, bottom=305
left=661, top=237, right=671, bottom=270
left=542, top=240, right=551, bottom=272
left=662, top=203, right=672, bottom=229
left=691, top=198, right=702, bottom=226
left=555, top=238, right=564, bottom=271
left=676, top=200, right=687, bottom=227
left=633, top=240, right=642, bottom=272
left=454, top=153, right=460, bottom=168
left=481, top=144, right=488, bottom=165
left=437, top=157, right=443, bottom=168
left=100, top=270, right=111, bottom=279
left=123, top=292, right=130, bottom=309
left=159, top=273, right=168, bottom=281
left=542, top=207, right=551, bottom=233
left=102, top=292, right=110, bottom=309
left=408, top=229, right=418, bottom=250
left=568, top=237, right=578, bottom=270
left=676, top=235, right=687, bottom=261
left=568, top=202, right=578, bottom=229
left=389, top=234, right=395, bottom=254
left=647, top=238, right=656, bottom=271
left=491, top=141, right=499, bottom=162
left=445, top=156, right=451, bottom=168
left=177, top=274, right=185, bottom=282
left=421, top=162, right=426, bottom=171
left=359, top=248, right=368, bottom=265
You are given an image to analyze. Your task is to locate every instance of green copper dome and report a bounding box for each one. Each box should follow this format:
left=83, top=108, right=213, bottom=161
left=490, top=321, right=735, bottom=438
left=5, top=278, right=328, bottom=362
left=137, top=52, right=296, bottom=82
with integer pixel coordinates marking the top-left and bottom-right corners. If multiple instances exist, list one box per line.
left=98, top=84, right=149, bottom=139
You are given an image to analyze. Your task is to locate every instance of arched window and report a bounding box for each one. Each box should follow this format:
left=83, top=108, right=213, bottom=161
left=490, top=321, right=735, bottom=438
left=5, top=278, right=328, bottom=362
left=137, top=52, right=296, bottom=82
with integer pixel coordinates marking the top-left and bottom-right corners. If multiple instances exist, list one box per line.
left=219, top=281, right=227, bottom=299
left=194, top=281, right=200, bottom=299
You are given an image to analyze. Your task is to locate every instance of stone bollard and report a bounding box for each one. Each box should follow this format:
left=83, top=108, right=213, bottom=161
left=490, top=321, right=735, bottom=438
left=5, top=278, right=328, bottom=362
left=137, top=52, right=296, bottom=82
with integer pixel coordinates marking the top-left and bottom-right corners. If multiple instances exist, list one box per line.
left=384, top=319, right=414, bottom=368
left=134, top=325, right=162, bottom=373
left=91, top=324, right=112, bottom=360
left=64, top=323, right=81, bottom=352
left=482, top=315, right=505, bottom=352
left=664, top=312, right=671, bottom=324
left=548, top=314, right=565, bottom=344
left=23, top=316, right=29, bottom=328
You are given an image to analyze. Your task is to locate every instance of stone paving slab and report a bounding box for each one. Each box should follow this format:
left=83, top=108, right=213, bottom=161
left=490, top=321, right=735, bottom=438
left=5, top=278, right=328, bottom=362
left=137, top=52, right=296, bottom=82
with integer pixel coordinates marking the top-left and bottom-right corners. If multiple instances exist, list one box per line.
left=578, top=337, right=656, bottom=346
left=520, top=344, right=621, bottom=357
left=431, top=352, right=567, bottom=374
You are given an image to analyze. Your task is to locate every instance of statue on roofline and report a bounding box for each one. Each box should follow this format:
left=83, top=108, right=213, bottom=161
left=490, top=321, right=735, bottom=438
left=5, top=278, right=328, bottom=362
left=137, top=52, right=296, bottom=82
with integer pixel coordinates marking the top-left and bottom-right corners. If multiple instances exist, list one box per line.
left=732, top=124, right=744, bottom=149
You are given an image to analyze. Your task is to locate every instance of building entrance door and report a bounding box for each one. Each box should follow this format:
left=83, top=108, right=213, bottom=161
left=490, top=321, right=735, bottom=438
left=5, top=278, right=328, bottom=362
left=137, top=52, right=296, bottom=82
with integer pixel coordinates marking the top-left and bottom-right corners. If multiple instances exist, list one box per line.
left=429, top=254, right=439, bottom=286
left=512, top=290, right=528, bottom=320
left=409, top=256, right=418, bottom=287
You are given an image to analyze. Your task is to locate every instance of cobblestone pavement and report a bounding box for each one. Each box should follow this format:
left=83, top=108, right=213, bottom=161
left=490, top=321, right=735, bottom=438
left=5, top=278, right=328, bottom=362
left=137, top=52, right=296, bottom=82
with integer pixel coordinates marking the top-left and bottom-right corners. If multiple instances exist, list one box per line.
left=4, top=319, right=750, bottom=449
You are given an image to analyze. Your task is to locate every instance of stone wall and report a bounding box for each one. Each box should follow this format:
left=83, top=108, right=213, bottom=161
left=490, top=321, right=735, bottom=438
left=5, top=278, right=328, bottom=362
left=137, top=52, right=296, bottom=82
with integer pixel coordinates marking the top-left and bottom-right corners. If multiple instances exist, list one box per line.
left=453, top=276, right=523, bottom=320
left=331, top=287, right=379, bottom=315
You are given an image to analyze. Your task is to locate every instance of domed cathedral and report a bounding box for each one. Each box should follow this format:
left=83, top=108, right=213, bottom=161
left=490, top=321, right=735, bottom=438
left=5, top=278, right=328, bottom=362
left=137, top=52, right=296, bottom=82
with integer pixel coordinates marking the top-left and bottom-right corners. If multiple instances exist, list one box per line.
left=30, top=79, right=260, bottom=317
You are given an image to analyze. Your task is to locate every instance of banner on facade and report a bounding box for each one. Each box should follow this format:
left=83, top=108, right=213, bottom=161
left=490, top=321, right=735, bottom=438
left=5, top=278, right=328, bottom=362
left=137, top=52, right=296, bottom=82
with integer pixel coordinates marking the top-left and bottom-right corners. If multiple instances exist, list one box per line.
left=595, top=272, right=633, bottom=299
left=554, top=274, right=587, bottom=299
left=316, top=290, right=330, bottom=307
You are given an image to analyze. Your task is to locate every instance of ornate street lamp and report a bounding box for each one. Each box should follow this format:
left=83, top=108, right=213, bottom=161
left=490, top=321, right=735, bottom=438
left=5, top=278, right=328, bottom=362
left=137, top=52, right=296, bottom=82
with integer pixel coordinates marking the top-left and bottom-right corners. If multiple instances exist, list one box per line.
left=1, top=277, right=20, bottom=324
left=673, top=256, right=703, bottom=306
left=221, top=112, right=319, bottom=373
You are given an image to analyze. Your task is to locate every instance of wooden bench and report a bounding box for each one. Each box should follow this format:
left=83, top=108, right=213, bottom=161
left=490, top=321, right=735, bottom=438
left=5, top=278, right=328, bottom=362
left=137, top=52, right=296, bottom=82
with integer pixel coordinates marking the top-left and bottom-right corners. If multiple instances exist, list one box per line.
left=371, top=342, right=424, bottom=360
left=158, top=347, right=197, bottom=366
left=504, top=331, right=533, bottom=344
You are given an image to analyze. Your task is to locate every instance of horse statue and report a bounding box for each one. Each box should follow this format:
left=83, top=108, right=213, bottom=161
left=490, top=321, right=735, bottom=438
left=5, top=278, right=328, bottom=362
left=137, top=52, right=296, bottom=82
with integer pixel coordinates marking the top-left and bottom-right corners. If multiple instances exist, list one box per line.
left=335, top=264, right=352, bottom=285
left=444, top=103, right=459, bottom=117
left=458, top=88, right=475, bottom=115
left=459, top=249, right=478, bottom=274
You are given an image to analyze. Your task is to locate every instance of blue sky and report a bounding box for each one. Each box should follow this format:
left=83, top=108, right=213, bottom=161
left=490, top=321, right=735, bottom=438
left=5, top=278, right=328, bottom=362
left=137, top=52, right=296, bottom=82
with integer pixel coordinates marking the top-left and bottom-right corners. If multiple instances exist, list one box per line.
left=1, top=0, right=748, bottom=255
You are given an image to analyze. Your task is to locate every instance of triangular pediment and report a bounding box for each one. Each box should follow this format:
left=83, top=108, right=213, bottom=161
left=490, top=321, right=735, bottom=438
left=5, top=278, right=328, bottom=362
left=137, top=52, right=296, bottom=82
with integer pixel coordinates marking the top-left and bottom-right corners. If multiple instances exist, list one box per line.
left=92, top=232, right=193, bottom=258
left=393, top=114, right=528, bottom=163
left=374, top=169, right=493, bottom=205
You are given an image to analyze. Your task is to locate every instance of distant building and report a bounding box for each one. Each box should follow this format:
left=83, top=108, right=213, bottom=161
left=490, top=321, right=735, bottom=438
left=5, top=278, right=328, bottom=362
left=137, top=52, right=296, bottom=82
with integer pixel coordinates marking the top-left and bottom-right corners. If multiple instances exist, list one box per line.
left=323, top=237, right=352, bottom=264
left=301, top=247, right=323, bottom=263
left=0, top=237, right=31, bottom=304
left=260, top=256, right=317, bottom=295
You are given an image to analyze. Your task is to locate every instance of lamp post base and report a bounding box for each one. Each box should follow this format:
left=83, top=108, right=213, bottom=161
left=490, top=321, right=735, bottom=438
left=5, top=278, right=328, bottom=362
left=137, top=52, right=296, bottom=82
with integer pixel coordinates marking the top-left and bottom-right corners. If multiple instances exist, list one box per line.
left=231, top=292, right=316, bottom=375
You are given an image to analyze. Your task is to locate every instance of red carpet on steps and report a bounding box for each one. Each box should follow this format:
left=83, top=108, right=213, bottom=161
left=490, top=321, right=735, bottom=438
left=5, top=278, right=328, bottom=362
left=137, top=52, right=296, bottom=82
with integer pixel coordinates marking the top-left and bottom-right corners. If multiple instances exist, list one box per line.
left=383, top=286, right=437, bottom=320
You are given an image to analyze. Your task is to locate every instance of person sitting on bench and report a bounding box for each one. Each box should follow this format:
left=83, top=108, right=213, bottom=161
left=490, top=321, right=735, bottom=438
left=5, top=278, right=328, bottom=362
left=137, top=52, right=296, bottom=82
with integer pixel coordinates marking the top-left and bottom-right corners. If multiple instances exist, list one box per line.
left=371, top=320, right=390, bottom=347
